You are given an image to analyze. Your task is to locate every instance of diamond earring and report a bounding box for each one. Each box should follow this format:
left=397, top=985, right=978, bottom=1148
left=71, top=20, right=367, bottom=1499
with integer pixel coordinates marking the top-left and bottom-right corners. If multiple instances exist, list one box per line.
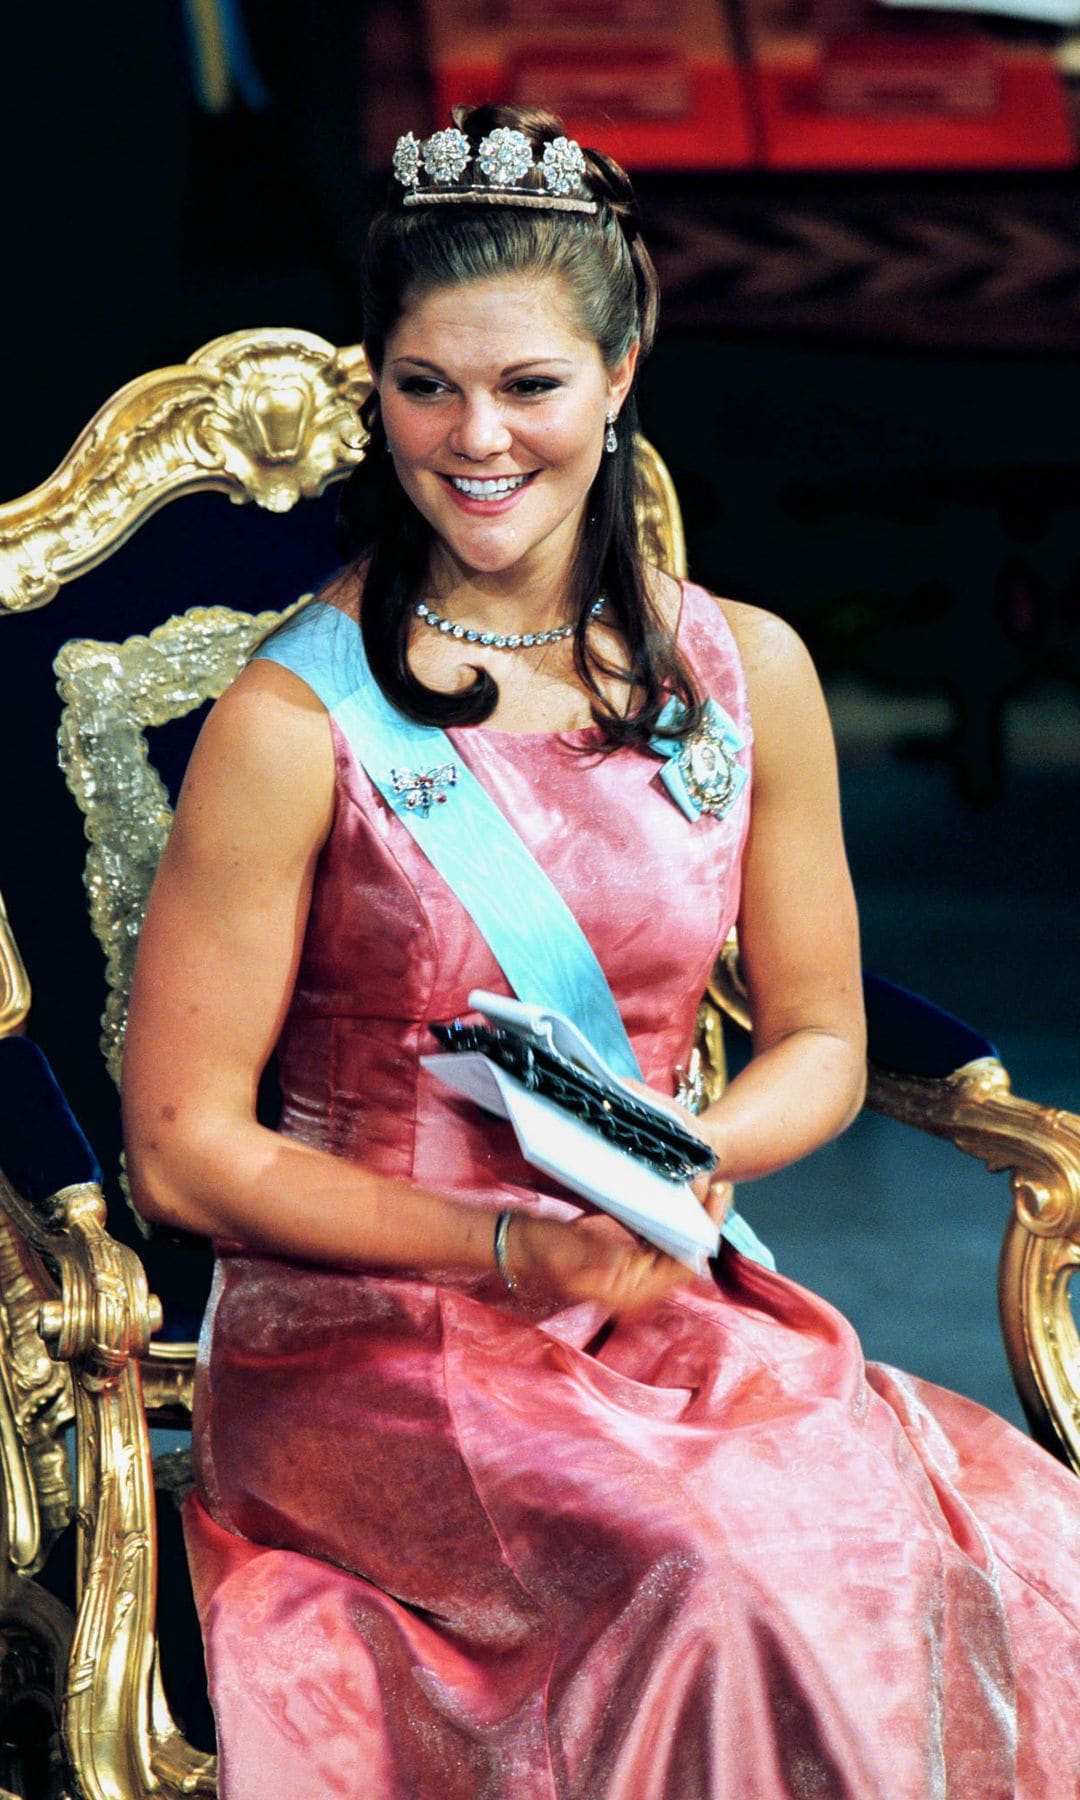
left=605, top=410, right=618, bottom=455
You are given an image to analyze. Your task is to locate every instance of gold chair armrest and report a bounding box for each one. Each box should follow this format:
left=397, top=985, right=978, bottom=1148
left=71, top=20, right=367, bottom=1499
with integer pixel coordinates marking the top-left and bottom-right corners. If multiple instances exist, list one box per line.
left=704, top=932, right=1080, bottom=1473
left=866, top=1059, right=1080, bottom=1473
left=0, top=1171, right=215, bottom=1797
left=141, top=1341, right=197, bottom=1427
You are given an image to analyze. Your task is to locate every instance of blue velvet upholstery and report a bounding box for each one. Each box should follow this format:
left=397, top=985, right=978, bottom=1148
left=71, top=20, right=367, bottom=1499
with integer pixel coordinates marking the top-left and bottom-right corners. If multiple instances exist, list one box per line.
left=0, top=1035, right=209, bottom=1341
left=0, top=1035, right=102, bottom=1207
left=864, top=971, right=997, bottom=1079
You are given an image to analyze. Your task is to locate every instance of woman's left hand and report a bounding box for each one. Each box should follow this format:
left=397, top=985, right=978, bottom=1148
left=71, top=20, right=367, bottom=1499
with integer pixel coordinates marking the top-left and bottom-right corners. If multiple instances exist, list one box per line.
left=620, top=1077, right=732, bottom=1227
left=696, top=1174, right=733, bottom=1226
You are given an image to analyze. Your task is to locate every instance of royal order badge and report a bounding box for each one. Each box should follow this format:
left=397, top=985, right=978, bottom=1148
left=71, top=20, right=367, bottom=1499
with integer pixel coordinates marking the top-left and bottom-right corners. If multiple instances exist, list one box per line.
left=677, top=711, right=739, bottom=816
left=648, top=697, right=747, bottom=823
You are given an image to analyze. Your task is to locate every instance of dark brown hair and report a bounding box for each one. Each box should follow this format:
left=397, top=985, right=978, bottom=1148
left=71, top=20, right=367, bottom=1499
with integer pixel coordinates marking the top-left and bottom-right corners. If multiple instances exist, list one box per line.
left=336, top=102, right=702, bottom=748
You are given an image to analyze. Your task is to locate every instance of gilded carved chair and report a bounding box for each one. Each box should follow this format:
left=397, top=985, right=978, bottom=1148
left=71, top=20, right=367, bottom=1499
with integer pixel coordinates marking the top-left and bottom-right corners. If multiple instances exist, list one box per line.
left=0, top=329, right=1077, bottom=1800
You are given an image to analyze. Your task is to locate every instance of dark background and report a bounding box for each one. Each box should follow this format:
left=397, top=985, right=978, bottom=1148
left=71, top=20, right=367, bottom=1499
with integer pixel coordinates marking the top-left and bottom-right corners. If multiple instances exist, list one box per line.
left=2, top=2, right=1078, bottom=1426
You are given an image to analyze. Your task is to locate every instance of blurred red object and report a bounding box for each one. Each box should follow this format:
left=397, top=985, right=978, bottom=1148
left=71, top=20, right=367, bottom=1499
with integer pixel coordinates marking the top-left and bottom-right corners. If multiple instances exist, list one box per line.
left=426, top=0, right=756, bottom=167
left=739, top=0, right=1074, bottom=170
left=819, top=30, right=999, bottom=116
left=752, top=49, right=1072, bottom=164
left=512, top=47, right=691, bottom=120
left=463, top=0, right=673, bottom=18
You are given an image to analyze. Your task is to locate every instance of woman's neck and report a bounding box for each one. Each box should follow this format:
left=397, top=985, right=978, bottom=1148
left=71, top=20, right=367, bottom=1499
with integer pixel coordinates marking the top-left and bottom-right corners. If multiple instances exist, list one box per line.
left=425, top=549, right=583, bottom=637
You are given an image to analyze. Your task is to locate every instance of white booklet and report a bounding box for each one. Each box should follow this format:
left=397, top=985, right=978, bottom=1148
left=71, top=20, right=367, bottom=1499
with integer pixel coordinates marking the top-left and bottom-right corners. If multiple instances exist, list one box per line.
left=421, top=990, right=721, bottom=1275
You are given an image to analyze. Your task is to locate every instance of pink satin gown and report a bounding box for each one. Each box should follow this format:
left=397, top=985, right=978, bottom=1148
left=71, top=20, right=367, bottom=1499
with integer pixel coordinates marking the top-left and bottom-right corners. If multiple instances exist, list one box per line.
left=184, top=583, right=1080, bottom=1798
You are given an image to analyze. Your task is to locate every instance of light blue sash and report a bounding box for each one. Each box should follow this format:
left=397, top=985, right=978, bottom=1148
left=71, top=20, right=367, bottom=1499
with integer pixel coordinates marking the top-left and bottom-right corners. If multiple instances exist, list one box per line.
left=255, top=600, right=774, bottom=1268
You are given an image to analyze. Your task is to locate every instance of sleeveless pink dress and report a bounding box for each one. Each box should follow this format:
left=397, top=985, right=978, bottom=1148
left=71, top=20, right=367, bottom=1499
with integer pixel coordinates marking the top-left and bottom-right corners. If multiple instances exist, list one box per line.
left=184, top=583, right=1080, bottom=1798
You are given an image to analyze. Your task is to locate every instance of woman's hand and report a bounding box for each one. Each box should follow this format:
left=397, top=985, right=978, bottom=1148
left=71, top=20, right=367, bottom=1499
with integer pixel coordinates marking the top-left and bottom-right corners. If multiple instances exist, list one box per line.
left=492, top=1075, right=732, bottom=1312
left=620, top=1074, right=733, bottom=1228
left=695, top=1174, right=733, bottom=1226
left=504, top=1211, right=694, bottom=1316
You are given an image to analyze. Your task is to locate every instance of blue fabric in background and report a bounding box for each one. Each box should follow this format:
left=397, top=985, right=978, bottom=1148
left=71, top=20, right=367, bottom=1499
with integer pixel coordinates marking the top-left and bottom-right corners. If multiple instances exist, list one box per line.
left=0, top=1036, right=101, bottom=1206
left=863, top=971, right=997, bottom=1079
left=0, top=1036, right=207, bottom=1341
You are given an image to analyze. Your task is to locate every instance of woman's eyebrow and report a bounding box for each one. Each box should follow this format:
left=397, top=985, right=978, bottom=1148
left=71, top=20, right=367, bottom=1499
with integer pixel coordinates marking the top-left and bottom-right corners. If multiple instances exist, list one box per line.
left=389, top=355, right=575, bottom=375
left=502, top=358, right=575, bottom=374
left=389, top=356, right=448, bottom=373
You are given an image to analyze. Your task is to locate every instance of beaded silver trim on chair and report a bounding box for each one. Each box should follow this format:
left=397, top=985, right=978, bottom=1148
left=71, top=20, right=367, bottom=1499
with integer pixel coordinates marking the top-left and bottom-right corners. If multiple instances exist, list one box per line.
left=392, top=125, right=597, bottom=215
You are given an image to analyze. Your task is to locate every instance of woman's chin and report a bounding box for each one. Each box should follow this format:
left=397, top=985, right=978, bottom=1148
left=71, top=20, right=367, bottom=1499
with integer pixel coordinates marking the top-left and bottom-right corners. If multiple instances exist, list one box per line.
left=436, top=511, right=584, bottom=588
left=438, top=529, right=534, bottom=581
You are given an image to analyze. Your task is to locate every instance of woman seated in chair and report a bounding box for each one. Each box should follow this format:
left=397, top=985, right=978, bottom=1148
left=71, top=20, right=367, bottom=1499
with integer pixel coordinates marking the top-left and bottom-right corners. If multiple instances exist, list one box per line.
left=122, top=103, right=1080, bottom=1799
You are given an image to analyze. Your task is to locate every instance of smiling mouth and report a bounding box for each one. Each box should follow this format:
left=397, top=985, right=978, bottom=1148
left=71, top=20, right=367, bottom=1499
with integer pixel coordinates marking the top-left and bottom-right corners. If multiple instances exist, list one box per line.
left=442, top=472, right=536, bottom=500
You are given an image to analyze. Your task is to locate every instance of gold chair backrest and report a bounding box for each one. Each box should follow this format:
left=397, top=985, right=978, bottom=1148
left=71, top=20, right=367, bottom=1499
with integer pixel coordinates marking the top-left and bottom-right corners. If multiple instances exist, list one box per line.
left=0, top=329, right=371, bottom=618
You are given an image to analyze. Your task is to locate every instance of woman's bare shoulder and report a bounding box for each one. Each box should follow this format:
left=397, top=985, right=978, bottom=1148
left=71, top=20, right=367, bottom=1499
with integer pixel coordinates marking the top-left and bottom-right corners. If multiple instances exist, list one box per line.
left=712, top=597, right=833, bottom=785
left=175, top=656, right=336, bottom=859
left=209, top=652, right=334, bottom=744
left=715, top=596, right=815, bottom=689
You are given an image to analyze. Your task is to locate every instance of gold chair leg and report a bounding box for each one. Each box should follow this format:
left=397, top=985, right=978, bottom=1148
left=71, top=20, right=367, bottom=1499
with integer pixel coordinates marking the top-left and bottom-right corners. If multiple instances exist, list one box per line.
left=1, top=1176, right=215, bottom=1799
left=0, top=1564, right=74, bottom=1799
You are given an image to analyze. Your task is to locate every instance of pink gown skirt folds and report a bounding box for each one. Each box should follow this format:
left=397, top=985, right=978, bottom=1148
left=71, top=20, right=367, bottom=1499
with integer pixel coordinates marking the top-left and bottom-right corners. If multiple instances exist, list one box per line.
left=185, top=583, right=1080, bottom=1799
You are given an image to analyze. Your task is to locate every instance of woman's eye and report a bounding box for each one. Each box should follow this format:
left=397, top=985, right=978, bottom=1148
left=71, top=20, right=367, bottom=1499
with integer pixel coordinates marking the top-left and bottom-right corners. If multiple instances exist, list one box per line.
left=508, top=378, right=560, bottom=397
left=396, top=376, right=447, bottom=397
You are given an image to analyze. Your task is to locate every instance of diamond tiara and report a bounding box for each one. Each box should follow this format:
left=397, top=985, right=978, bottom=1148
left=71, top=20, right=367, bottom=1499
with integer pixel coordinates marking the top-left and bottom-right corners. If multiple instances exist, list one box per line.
left=392, top=127, right=598, bottom=215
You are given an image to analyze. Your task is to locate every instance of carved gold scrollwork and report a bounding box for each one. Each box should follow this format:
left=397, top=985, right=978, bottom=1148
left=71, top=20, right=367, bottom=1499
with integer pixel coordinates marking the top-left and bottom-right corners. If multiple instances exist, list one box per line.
left=139, top=1345, right=196, bottom=1427
left=998, top=1217, right=1080, bottom=1469
left=0, top=1208, right=73, bottom=1578
left=35, top=1184, right=163, bottom=1378
left=0, top=329, right=371, bottom=617
left=0, top=1171, right=216, bottom=1796
left=0, top=890, right=31, bottom=1040
left=866, top=1058, right=1080, bottom=1472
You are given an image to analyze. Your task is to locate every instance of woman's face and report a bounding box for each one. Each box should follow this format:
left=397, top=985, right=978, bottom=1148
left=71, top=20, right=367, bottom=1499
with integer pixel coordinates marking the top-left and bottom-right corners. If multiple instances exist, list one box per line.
left=374, top=272, right=637, bottom=593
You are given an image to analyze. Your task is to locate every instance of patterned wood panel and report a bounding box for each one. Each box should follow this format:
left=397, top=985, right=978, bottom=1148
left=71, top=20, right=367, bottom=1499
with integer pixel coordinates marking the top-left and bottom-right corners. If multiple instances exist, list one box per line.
left=641, top=176, right=1080, bottom=350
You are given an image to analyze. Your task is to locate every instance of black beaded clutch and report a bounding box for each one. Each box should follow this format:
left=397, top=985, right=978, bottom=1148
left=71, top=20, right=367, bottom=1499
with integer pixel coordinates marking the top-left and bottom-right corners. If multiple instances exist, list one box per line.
left=429, top=1019, right=716, bottom=1185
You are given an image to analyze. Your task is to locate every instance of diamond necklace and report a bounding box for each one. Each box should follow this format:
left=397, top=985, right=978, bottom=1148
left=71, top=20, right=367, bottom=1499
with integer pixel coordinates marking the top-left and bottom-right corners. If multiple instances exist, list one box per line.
left=414, top=595, right=604, bottom=651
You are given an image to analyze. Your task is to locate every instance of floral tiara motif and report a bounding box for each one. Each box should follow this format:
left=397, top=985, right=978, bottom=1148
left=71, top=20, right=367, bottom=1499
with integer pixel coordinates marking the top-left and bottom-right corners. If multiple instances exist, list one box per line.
left=392, top=126, right=597, bottom=214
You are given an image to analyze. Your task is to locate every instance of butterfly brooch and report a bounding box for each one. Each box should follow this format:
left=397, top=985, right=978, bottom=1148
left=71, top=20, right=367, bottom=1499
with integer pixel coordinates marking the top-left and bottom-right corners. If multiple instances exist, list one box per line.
left=389, top=762, right=459, bottom=818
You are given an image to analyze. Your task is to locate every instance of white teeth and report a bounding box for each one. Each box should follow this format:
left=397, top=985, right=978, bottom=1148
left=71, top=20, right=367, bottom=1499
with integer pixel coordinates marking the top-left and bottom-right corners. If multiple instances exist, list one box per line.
left=449, top=474, right=529, bottom=498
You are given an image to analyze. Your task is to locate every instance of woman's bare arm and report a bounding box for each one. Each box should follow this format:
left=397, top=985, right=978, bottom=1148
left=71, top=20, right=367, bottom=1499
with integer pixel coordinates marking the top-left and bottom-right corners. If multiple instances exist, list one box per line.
left=122, top=657, right=693, bottom=1311
left=123, top=658, right=496, bottom=1272
left=695, top=601, right=867, bottom=1181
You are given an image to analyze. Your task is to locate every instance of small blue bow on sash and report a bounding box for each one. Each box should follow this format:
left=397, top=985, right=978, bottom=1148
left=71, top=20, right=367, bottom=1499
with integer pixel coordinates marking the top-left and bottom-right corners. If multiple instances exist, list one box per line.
left=648, top=697, right=748, bottom=822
